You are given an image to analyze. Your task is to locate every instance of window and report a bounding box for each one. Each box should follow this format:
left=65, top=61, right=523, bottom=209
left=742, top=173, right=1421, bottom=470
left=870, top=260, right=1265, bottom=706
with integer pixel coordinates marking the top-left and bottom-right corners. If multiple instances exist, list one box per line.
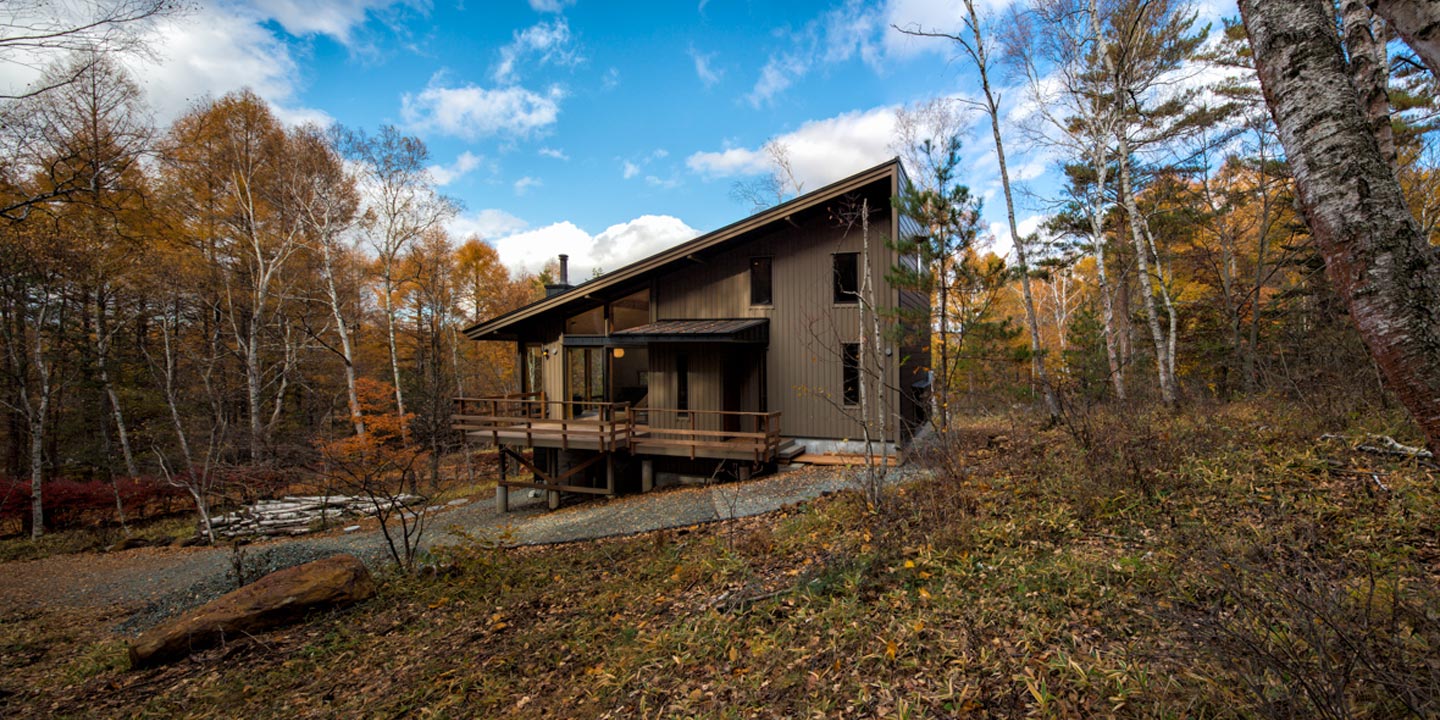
left=842, top=343, right=860, bottom=406
left=833, top=252, right=859, bottom=304
left=749, top=257, right=773, bottom=306
left=610, top=288, right=650, bottom=331
left=565, top=305, right=605, bottom=335
left=676, top=353, right=689, bottom=413
left=566, top=347, right=605, bottom=409
left=522, top=344, right=544, bottom=394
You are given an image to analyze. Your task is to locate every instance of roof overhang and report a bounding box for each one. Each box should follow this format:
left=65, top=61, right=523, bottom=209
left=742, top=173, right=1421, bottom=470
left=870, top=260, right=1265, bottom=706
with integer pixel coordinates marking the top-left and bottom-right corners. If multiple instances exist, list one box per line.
left=563, top=319, right=769, bottom=347
left=463, top=157, right=904, bottom=341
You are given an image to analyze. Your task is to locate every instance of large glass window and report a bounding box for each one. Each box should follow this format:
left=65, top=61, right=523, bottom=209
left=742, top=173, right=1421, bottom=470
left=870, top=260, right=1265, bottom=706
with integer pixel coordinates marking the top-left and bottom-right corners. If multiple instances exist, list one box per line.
left=842, top=343, right=860, bottom=406
left=833, top=252, right=859, bottom=304
left=566, top=347, right=606, bottom=407
left=523, top=344, right=544, bottom=394
left=565, top=305, right=605, bottom=335
left=610, top=289, right=649, bottom=331
left=750, top=257, right=773, bottom=306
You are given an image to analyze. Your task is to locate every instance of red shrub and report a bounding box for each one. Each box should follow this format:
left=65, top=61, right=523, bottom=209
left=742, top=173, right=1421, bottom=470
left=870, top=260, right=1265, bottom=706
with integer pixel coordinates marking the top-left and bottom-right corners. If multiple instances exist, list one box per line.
left=0, top=476, right=188, bottom=530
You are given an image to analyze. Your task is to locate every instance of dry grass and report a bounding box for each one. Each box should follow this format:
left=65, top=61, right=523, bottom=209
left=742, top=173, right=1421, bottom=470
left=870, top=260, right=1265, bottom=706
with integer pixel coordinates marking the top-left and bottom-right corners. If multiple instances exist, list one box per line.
left=2, top=400, right=1437, bottom=718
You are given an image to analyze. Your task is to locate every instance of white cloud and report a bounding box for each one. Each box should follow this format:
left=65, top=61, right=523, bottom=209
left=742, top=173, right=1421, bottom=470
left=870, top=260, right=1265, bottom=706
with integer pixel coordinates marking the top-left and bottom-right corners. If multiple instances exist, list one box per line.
left=493, top=215, right=699, bottom=278
left=427, top=151, right=484, bottom=186
left=528, top=0, right=576, bottom=12
left=245, top=0, right=399, bottom=45
left=688, top=105, right=898, bottom=190
left=494, top=18, right=582, bottom=85
left=539, top=146, right=570, bottom=160
left=688, top=46, right=723, bottom=87
left=447, top=208, right=529, bottom=242
left=401, top=75, right=563, bottom=140
left=645, top=175, right=680, bottom=189
left=746, top=0, right=885, bottom=106
left=514, top=176, right=542, bottom=195
left=622, top=160, right=641, bottom=179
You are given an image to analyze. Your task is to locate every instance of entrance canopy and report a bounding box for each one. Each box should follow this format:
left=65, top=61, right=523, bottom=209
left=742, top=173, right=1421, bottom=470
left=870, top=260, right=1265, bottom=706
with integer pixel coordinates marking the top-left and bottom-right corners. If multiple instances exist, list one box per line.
left=564, top=318, right=769, bottom=347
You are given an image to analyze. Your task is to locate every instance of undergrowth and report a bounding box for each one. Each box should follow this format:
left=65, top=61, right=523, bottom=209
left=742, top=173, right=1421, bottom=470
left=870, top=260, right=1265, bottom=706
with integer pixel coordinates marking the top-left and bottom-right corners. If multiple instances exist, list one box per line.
left=2, top=400, right=1436, bottom=719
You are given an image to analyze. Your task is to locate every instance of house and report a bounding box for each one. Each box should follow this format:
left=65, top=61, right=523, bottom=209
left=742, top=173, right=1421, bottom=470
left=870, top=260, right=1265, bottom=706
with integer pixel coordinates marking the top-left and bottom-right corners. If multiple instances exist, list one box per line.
left=455, top=158, right=929, bottom=510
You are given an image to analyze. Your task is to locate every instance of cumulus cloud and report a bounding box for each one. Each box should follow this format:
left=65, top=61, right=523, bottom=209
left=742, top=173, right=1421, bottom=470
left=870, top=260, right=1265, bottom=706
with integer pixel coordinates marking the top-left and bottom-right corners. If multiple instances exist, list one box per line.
left=539, top=146, right=570, bottom=160
left=492, top=215, right=699, bottom=278
left=447, top=208, right=529, bottom=242
left=622, top=160, right=641, bottom=179
left=494, top=18, right=582, bottom=85
left=246, top=0, right=400, bottom=45
left=528, top=0, right=576, bottom=12
left=688, top=105, right=898, bottom=189
left=427, top=151, right=484, bottom=186
left=688, top=45, right=723, bottom=87
left=514, top=176, right=542, bottom=195
left=401, top=74, right=563, bottom=140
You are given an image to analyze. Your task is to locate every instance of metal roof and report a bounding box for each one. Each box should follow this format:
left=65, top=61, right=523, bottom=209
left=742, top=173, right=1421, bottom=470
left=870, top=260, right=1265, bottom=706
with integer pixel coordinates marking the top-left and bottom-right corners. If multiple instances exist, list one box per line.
left=564, top=318, right=770, bottom=346
left=463, top=157, right=904, bottom=341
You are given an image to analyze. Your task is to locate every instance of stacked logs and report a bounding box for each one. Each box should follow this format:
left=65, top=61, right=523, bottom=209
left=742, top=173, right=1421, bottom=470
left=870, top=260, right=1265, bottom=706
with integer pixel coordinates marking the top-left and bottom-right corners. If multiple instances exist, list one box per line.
left=211, top=495, right=422, bottom=539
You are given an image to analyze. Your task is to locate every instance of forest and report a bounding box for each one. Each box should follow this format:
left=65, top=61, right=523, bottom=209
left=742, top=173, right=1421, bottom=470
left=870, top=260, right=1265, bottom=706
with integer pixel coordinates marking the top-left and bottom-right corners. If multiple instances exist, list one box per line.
left=7, top=0, right=1435, bottom=544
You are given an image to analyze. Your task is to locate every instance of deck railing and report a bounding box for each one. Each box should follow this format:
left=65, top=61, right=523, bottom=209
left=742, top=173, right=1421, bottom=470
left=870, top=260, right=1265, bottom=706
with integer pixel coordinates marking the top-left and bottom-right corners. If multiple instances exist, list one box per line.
left=451, top=394, right=635, bottom=453
left=631, top=407, right=782, bottom=463
left=452, top=394, right=782, bottom=463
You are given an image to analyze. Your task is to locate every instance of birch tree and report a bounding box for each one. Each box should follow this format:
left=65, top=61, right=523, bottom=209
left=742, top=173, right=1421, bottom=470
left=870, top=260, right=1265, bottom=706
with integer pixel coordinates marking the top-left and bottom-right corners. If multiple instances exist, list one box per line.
left=339, top=126, right=457, bottom=429
left=897, top=0, right=1062, bottom=419
left=1240, top=0, right=1440, bottom=452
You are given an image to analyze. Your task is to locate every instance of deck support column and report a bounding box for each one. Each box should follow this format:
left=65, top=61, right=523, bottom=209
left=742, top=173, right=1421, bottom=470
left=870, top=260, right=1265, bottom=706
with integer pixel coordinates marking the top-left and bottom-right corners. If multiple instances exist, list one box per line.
left=497, top=446, right=509, bottom=513
left=642, top=459, right=654, bottom=493
left=738, top=463, right=752, bottom=482
left=605, top=453, right=616, bottom=497
left=547, top=450, right=560, bottom=510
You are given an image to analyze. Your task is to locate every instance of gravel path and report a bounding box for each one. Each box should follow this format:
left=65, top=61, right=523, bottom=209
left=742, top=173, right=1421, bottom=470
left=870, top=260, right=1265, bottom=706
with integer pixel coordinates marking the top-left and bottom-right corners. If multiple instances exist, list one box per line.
left=0, top=464, right=913, bottom=632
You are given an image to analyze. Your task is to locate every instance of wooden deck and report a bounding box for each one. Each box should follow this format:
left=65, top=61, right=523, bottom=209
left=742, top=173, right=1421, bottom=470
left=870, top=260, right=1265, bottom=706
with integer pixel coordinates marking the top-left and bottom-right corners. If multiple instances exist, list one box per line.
left=452, top=394, right=783, bottom=464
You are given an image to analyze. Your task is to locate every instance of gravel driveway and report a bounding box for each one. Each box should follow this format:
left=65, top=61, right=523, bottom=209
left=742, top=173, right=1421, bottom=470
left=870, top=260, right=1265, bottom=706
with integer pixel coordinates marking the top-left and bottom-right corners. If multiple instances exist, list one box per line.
left=0, top=463, right=908, bottom=632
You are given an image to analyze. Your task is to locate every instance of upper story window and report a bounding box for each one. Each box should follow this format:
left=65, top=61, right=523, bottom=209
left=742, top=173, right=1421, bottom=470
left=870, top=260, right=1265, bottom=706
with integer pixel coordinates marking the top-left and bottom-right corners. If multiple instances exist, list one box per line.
left=833, top=252, right=859, bottom=304
left=565, top=305, right=605, bottom=335
left=750, top=257, right=773, bottom=306
left=610, top=289, right=650, bottom=331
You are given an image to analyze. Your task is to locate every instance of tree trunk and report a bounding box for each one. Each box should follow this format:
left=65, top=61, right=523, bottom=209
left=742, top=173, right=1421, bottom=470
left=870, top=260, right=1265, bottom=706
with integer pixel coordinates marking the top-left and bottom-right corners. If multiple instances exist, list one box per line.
left=1241, top=0, right=1440, bottom=453
left=1367, top=0, right=1440, bottom=77
left=94, top=291, right=139, bottom=477
left=1117, top=139, right=1178, bottom=405
left=965, top=0, right=1060, bottom=419
left=1341, top=0, right=1396, bottom=165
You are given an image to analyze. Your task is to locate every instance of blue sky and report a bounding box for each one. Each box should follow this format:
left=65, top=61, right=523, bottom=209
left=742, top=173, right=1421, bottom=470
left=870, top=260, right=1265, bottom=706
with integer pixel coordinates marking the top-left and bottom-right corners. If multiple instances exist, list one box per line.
left=7, top=0, right=1235, bottom=278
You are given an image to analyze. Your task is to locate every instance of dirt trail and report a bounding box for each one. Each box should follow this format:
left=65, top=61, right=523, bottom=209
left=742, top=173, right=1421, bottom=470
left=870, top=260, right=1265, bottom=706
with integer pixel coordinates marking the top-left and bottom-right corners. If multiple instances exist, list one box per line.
left=0, top=464, right=889, bottom=628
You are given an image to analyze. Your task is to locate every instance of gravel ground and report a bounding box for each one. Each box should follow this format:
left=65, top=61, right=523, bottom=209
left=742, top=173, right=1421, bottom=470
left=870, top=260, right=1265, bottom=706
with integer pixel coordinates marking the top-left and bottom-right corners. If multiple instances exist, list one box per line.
left=0, top=462, right=920, bottom=633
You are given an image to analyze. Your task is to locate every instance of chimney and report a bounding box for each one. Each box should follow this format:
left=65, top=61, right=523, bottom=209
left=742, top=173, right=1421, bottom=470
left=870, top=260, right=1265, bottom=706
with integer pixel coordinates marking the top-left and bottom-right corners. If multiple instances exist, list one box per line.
left=544, top=253, right=573, bottom=297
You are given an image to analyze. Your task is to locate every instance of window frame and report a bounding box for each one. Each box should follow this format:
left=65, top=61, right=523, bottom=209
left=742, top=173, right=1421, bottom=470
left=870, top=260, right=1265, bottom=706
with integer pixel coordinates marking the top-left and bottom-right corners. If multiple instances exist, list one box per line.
left=749, top=256, right=773, bottom=306
left=833, top=252, right=859, bottom=305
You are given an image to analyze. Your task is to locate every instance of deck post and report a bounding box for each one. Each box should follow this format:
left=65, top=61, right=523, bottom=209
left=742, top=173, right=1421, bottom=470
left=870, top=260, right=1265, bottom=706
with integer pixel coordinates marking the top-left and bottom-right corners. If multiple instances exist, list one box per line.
left=739, top=463, right=752, bottom=482
left=496, top=482, right=509, bottom=513
left=605, top=452, right=616, bottom=497
left=547, top=450, right=560, bottom=510
left=642, top=459, right=654, bottom=493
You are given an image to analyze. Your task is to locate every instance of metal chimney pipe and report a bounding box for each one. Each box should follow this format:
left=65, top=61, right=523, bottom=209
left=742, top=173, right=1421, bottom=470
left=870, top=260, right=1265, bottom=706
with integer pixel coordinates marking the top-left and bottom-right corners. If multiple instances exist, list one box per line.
left=558, top=254, right=569, bottom=285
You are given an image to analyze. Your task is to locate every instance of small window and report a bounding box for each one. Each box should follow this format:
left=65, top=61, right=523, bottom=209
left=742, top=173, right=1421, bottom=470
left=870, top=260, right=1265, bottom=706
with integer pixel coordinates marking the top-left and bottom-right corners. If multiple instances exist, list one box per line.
left=750, top=257, right=773, bottom=306
left=833, top=252, right=859, bottom=304
left=842, top=343, right=860, bottom=406
left=565, top=305, right=605, bottom=335
left=676, top=353, right=689, bottom=412
left=610, top=289, right=649, bottom=331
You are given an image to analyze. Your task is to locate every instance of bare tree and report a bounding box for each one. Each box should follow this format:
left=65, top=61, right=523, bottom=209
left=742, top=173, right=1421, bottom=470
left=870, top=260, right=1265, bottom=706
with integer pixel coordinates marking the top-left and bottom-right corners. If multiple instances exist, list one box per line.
left=730, top=139, right=805, bottom=212
left=338, top=126, right=457, bottom=431
left=1366, top=0, right=1440, bottom=78
left=1240, top=0, right=1440, bottom=452
left=896, top=0, right=1062, bottom=419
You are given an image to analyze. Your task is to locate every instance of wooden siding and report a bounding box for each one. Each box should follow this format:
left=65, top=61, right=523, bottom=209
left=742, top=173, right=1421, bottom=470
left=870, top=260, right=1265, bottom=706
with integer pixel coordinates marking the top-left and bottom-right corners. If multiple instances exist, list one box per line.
left=655, top=202, right=899, bottom=440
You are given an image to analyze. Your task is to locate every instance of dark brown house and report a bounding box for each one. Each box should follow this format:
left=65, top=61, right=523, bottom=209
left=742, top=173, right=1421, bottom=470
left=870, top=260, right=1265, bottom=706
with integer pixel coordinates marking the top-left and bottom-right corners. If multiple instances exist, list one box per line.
left=455, top=158, right=929, bottom=510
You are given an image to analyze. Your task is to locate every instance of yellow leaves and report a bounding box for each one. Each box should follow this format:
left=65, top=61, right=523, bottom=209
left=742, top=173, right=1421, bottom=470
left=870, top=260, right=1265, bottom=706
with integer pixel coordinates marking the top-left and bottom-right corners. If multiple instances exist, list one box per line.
left=903, top=559, right=916, bottom=569
left=427, top=596, right=449, bottom=610
left=885, top=639, right=898, bottom=661
left=918, top=587, right=932, bottom=600
left=728, top=646, right=738, bottom=663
